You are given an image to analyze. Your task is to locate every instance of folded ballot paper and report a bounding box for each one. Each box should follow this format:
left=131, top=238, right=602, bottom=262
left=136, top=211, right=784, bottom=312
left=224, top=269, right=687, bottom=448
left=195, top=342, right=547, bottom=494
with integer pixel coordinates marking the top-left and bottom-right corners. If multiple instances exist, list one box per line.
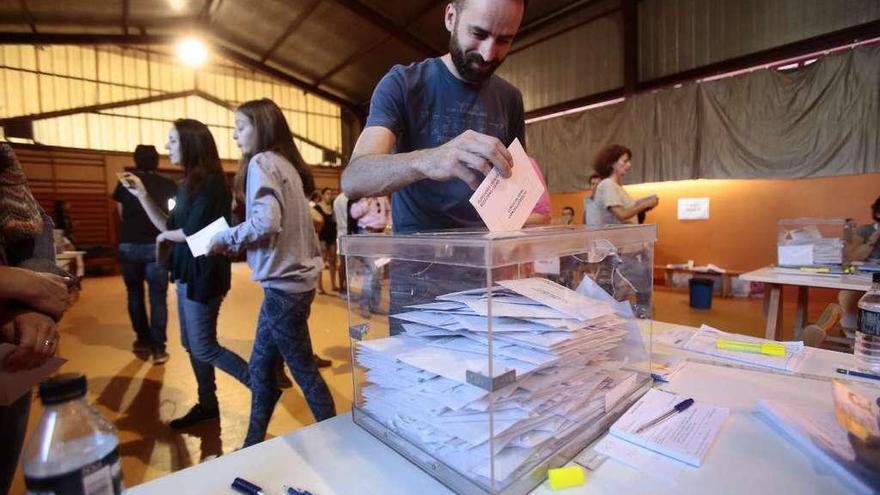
left=683, top=324, right=807, bottom=372
left=355, top=277, right=649, bottom=485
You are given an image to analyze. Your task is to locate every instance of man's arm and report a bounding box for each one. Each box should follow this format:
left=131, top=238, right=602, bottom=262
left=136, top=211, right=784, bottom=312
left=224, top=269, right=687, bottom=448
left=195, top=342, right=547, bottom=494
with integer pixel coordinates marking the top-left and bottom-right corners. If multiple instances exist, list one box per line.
left=119, top=174, right=169, bottom=231
left=341, top=128, right=514, bottom=200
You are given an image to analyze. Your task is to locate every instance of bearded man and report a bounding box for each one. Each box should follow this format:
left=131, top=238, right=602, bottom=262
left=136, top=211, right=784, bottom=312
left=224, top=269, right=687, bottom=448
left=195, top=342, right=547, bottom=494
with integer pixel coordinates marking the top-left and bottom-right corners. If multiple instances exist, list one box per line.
left=342, top=0, right=529, bottom=233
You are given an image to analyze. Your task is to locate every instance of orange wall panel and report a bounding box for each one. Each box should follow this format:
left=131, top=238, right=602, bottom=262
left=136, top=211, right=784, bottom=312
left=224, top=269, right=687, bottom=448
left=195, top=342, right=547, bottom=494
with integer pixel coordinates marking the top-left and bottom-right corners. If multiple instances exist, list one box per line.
left=551, top=173, right=880, bottom=272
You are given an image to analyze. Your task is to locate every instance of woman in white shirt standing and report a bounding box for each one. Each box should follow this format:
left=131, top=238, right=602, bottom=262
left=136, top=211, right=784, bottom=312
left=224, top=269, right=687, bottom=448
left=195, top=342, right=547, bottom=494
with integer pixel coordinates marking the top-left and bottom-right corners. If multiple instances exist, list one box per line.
left=592, top=145, right=658, bottom=225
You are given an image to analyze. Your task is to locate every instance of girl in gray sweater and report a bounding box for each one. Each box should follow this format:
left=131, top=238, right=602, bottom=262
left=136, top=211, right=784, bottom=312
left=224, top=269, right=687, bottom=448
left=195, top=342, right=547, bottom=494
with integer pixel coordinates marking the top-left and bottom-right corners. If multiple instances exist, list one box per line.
left=209, top=98, right=335, bottom=447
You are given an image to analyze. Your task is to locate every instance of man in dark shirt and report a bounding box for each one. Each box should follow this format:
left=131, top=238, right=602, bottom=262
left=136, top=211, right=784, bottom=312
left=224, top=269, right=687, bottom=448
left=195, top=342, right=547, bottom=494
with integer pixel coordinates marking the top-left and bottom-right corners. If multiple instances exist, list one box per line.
left=340, top=0, right=528, bottom=332
left=341, top=0, right=527, bottom=232
left=112, top=145, right=177, bottom=363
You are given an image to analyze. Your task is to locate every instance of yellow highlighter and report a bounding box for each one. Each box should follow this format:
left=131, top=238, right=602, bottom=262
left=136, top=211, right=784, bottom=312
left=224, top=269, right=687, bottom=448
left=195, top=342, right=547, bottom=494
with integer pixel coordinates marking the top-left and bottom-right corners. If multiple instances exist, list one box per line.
left=548, top=466, right=585, bottom=490
left=716, top=338, right=786, bottom=357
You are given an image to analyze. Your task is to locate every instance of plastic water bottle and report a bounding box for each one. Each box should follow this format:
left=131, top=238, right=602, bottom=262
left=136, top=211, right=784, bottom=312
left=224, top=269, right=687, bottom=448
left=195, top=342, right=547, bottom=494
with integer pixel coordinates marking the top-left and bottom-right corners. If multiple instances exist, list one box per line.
left=855, top=273, right=880, bottom=373
left=22, top=373, right=124, bottom=495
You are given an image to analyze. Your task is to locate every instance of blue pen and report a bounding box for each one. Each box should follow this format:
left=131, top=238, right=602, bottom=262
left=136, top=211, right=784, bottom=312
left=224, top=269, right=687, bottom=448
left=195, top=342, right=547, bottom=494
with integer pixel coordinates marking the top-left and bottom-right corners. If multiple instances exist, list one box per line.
left=283, top=485, right=315, bottom=495
left=635, top=398, right=695, bottom=434
left=232, top=477, right=266, bottom=495
left=837, top=368, right=880, bottom=381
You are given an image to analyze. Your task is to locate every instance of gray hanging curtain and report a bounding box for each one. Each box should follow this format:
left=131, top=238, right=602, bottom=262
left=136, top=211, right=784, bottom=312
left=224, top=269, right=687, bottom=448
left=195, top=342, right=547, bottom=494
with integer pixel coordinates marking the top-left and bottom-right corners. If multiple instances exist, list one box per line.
left=527, top=44, right=880, bottom=193
left=698, top=44, right=880, bottom=179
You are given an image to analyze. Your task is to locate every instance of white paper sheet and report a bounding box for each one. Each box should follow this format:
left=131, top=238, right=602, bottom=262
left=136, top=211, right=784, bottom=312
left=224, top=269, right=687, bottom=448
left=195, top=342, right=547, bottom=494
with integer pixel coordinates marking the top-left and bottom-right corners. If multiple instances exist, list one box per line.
left=593, top=434, right=685, bottom=483
left=396, top=345, right=537, bottom=384
left=609, top=388, right=729, bottom=467
left=652, top=324, right=696, bottom=348
left=777, top=244, right=814, bottom=266
left=683, top=324, right=806, bottom=372
left=0, top=343, right=67, bottom=405
left=463, top=300, right=570, bottom=320
left=185, top=217, right=230, bottom=257
left=468, top=138, right=544, bottom=232
left=498, top=278, right=614, bottom=322
left=533, top=258, right=560, bottom=275
left=755, top=400, right=878, bottom=495
left=677, top=197, right=710, bottom=220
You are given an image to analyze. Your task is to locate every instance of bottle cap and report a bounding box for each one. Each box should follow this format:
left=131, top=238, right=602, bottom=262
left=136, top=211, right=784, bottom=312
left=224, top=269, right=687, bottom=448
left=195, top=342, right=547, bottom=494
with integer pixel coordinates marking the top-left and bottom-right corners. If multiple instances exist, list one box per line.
left=39, top=372, right=87, bottom=405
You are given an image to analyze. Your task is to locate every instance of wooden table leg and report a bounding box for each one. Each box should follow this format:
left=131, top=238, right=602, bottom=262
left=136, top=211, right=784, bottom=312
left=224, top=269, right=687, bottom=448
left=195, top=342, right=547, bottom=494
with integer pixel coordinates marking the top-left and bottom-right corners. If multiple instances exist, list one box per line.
left=764, top=284, right=784, bottom=341
left=793, top=286, right=809, bottom=340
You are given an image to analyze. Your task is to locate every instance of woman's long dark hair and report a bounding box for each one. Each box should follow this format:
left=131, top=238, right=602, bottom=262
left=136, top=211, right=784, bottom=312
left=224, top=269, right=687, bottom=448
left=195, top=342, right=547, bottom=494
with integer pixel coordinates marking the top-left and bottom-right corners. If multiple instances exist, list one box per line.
left=233, top=98, right=314, bottom=205
left=174, top=118, right=225, bottom=198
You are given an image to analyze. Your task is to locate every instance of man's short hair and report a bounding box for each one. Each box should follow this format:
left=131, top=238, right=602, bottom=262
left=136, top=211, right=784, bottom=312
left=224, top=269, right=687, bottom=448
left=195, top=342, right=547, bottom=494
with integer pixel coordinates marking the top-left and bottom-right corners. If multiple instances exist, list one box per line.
left=452, top=0, right=529, bottom=12
left=134, top=145, right=159, bottom=171
left=562, top=206, right=574, bottom=214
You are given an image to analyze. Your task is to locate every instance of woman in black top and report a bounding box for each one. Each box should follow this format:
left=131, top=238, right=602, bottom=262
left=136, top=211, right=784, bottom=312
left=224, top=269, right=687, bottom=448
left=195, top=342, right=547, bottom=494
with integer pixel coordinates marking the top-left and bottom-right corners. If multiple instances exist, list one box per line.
left=312, top=188, right=338, bottom=294
left=122, top=119, right=250, bottom=429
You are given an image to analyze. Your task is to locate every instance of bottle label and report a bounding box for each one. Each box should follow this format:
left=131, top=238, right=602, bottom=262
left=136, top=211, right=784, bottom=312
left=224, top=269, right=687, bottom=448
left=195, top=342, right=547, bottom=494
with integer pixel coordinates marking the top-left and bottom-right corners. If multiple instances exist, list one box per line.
left=25, top=447, right=123, bottom=495
left=860, top=308, right=880, bottom=337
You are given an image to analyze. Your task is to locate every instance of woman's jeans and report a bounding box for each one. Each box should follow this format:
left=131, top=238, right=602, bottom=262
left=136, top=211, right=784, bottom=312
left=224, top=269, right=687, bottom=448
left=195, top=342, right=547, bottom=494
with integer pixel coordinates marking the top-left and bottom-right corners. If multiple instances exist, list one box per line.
left=176, top=283, right=250, bottom=410
left=243, top=288, right=336, bottom=447
left=119, top=242, right=168, bottom=350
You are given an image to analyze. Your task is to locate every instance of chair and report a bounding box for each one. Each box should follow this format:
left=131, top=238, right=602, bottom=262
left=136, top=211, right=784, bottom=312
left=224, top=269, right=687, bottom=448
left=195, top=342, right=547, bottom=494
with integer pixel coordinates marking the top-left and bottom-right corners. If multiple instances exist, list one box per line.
left=796, top=303, right=844, bottom=348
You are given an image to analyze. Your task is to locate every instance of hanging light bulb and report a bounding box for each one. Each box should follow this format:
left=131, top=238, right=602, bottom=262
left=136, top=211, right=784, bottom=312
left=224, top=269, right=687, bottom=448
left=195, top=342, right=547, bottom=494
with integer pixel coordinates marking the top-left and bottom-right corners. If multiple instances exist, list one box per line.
left=176, top=37, right=208, bottom=69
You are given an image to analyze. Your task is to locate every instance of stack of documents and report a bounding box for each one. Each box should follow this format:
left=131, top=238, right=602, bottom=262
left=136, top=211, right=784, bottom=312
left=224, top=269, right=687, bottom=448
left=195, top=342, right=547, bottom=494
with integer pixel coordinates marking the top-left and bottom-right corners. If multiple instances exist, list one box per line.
left=683, top=324, right=807, bottom=372
left=813, top=237, right=844, bottom=265
left=756, top=398, right=880, bottom=495
left=778, top=237, right=844, bottom=266
left=356, top=278, right=648, bottom=484
left=603, top=389, right=728, bottom=467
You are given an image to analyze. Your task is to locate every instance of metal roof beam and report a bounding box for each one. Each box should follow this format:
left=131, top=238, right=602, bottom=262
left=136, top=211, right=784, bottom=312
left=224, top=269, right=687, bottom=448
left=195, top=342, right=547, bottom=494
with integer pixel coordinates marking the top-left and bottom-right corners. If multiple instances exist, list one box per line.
left=18, top=0, right=38, bottom=34
left=332, top=0, right=440, bottom=57
left=315, top=0, right=443, bottom=85
left=259, top=0, right=322, bottom=64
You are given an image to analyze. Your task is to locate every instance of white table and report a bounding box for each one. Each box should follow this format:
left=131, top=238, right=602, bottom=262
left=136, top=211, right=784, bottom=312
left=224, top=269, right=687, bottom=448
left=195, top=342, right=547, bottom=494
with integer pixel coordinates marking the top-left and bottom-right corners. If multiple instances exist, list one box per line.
left=127, top=321, right=870, bottom=495
left=740, top=266, right=872, bottom=341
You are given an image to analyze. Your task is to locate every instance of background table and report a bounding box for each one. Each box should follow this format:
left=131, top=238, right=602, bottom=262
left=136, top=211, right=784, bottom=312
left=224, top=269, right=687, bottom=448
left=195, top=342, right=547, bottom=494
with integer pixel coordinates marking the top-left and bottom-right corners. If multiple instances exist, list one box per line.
left=127, top=321, right=870, bottom=495
left=656, top=265, right=742, bottom=298
left=740, top=266, right=872, bottom=340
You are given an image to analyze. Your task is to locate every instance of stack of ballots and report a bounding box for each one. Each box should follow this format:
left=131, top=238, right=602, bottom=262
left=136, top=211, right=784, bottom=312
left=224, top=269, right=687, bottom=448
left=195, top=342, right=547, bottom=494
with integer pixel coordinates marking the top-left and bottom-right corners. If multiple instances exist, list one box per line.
left=812, top=237, right=844, bottom=265
left=355, top=277, right=648, bottom=486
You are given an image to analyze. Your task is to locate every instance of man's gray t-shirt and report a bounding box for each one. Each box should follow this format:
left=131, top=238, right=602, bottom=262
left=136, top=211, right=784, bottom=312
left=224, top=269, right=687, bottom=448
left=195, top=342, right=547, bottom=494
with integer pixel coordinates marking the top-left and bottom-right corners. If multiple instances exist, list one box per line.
left=365, top=57, right=525, bottom=233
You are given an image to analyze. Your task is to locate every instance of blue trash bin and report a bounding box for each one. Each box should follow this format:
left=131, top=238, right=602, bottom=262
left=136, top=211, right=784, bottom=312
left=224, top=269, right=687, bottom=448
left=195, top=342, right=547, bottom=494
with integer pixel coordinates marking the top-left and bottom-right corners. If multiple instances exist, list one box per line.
left=689, top=278, right=714, bottom=309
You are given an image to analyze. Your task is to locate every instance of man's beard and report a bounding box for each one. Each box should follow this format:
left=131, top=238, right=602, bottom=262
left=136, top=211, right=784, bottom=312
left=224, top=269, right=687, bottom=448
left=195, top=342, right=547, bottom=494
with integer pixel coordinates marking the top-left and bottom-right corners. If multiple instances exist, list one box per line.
left=449, top=30, right=502, bottom=84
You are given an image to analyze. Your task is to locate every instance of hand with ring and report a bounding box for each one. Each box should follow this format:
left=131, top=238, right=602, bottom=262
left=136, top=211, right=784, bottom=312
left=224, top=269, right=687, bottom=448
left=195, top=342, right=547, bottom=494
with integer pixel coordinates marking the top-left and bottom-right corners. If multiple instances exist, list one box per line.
left=1, top=310, right=60, bottom=371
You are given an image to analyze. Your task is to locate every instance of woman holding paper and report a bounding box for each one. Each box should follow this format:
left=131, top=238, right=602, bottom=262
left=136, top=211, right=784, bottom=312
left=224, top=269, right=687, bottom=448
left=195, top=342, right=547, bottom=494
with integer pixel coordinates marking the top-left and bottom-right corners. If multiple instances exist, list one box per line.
left=592, top=145, right=658, bottom=225
left=207, top=98, right=335, bottom=447
left=122, top=119, right=250, bottom=429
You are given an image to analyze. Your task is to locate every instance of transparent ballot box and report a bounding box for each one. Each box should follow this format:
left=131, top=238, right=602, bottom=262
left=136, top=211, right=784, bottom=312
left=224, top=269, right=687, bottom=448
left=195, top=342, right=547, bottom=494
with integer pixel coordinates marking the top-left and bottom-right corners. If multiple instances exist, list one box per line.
left=340, top=225, right=656, bottom=494
left=777, top=218, right=847, bottom=266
